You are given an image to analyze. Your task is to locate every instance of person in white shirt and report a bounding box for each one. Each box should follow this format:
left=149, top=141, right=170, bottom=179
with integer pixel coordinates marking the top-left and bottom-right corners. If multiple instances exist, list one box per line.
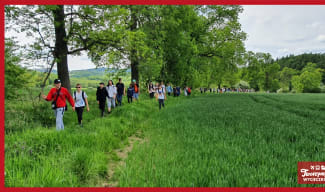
left=73, top=83, right=89, bottom=127
left=106, top=80, right=117, bottom=114
left=156, top=84, right=166, bottom=110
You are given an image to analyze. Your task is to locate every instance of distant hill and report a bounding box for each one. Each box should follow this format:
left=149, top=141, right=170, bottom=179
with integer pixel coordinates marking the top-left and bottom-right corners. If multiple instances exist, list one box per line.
left=34, top=67, right=131, bottom=79
left=70, top=68, right=131, bottom=79
left=276, top=53, right=325, bottom=70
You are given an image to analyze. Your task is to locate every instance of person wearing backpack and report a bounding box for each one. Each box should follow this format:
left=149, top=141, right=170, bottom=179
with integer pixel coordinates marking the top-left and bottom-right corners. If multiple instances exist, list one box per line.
left=187, top=86, right=192, bottom=96
left=127, top=83, right=134, bottom=103
left=96, top=82, right=108, bottom=117
left=133, top=79, right=140, bottom=102
left=115, top=78, right=125, bottom=106
left=148, top=82, right=155, bottom=98
left=156, top=84, right=166, bottom=110
left=176, top=86, right=181, bottom=97
left=166, top=83, right=172, bottom=96
left=73, top=83, right=89, bottom=127
left=42, top=79, right=75, bottom=131
left=106, top=80, right=117, bottom=114
left=173, top=86, right=177, bottom=97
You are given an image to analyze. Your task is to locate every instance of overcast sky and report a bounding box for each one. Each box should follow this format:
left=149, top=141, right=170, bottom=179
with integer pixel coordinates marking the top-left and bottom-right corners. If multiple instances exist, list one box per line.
left=239, top=5, right=325, bottom=59
left=6, top=5, right=325, bottom=70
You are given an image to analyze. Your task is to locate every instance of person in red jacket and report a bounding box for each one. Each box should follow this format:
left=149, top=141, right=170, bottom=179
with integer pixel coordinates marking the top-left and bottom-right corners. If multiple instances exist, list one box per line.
left=42, top=79, right=75, bottom=131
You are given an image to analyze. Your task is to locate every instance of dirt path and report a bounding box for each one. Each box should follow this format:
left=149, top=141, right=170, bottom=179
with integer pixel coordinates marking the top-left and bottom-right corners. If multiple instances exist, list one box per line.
left=102, top=131, right=146, bottom=187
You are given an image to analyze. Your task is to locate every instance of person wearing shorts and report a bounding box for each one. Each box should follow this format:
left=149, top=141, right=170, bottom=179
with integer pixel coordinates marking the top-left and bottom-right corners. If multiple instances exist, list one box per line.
left=133, top=79, right=140, bottom=101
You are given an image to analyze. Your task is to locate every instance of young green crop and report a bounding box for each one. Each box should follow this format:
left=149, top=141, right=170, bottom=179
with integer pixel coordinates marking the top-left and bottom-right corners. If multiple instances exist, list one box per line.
left=5, top=91, right=325, bottom=187
left=116, top=93, right=325, bottom=187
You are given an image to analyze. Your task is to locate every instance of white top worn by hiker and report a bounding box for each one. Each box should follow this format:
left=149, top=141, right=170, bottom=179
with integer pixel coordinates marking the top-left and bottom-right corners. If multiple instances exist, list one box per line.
left=156, top=88, right=165, bottom=100
left=106, top=85, right=117, bottom=98
left=161, top=85, right=166, bottom=93
left=74, top=91, right=88, bottom=108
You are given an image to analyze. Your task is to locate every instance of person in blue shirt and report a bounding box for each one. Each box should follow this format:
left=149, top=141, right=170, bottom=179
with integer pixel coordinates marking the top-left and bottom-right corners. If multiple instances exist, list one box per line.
left=166, top=83, right=172, bottom=96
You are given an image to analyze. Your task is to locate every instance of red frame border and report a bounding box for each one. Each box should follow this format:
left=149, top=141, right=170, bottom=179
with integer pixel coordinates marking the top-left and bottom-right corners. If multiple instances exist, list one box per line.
left=2, top=1, right=325, bottom=192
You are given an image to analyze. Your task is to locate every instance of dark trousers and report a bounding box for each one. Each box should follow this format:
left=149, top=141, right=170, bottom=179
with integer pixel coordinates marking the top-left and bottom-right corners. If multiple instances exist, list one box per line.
left=149, top=92, right=155, bottom=98
left=168, top=92, right=171, bottom=96
left=158, top=99, right=165, bottom=110
left=116, top=94, right=123, bottom=106
left=99, top=101, right=106, bottom=117
left=128, top=96, right=133, bottom=103
left=75, top=107, right=84, bottom=124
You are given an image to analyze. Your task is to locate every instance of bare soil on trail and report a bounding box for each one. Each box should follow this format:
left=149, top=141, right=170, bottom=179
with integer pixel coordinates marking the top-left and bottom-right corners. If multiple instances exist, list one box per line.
left=102, top=131, right=146, bottom=187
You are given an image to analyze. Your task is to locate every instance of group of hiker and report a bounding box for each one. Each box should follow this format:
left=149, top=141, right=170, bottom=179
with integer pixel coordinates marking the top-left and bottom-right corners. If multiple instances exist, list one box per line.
left=42, top=77, right=193, bottom=131
left=96, top=78, right=140, bottom=117
left=149, top=82, right=192, bottom=98
left=199, top=87, right=254, bottom=94
left=42, top=78, right=139, bottom=131
left=42, top=77, right=259, bottom=131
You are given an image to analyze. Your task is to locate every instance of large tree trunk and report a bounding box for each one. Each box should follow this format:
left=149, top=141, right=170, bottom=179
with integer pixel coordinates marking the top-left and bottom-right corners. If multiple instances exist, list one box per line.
left=53, top=5, right=71, bottom=93
left=130, top=8, right=139, bottom=83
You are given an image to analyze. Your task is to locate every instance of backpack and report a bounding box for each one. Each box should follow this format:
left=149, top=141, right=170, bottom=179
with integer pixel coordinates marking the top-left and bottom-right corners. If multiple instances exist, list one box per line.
left=134, top=84, right=138, bottom=93
left=74, top=91, right=85, bottom=104
left=127, top=88, right=133, bottom=97
left=158, top=87, right=164, bottom=95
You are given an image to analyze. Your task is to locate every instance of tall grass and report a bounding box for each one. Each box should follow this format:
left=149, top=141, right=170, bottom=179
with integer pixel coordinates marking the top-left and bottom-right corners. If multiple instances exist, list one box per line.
left=5, top=88, right=162, bottom=187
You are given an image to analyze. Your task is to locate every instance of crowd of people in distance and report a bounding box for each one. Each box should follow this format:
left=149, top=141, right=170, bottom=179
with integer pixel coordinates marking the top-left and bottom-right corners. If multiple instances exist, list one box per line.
left=199, top=87, right=255, bottom=94
left=147, top=82, right=192, bottom=110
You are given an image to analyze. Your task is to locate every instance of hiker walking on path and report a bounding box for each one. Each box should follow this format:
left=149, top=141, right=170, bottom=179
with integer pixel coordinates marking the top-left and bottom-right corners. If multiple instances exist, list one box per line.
left=154, top=82, right=159, bottom=98
left=116, top=78, right=125, bottom=106
left=133, top=80, right=140, bottom=102
left=73, top=83, right=89, bottom=127
left=42, top=79, right=75, bottom=131
left=161, top=81, right=166, bottom=93
left=96, top=82, right=108, bottom=117
left=173, top=86, right=177, bottom=97
left=176, top=86, right=181, bottom=97
left=148, top=82, right=155, bottom=98
left=184, top=86, right=188, bottom=96
left=127, top=83, right=134, bottom=103
left=106, top=80, right=117, bottom=114
left=187, top=87, right=192, bottom=96
left=156, top=84, right=166, bottom=110
left=166, top=83, right=172, bottom=96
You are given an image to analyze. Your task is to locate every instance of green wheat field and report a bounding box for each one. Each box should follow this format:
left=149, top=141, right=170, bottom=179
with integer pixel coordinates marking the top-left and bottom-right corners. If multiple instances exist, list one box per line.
left=5, top=90, right=325, bottom=187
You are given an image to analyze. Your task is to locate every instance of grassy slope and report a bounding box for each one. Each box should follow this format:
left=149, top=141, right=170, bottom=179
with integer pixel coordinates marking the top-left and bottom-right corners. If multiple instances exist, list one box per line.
left=5, top=89, right=160, bottom=187
left=117, top=93, right=325, bottom=187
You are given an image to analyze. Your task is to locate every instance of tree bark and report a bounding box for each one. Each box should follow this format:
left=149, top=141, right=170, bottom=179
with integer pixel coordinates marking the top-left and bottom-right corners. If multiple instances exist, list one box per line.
left=130, top=8, right=139, bottom=83
left=53, top=5, right=71, bottom=93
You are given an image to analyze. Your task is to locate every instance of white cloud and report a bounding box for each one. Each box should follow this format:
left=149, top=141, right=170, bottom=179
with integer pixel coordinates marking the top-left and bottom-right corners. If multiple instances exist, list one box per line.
left=316, top=35, right=325, bottom=43
left=240, top=5, right=325, bottom=59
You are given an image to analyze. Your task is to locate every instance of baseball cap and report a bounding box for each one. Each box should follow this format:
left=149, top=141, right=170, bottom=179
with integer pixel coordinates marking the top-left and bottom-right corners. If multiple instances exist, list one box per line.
left=54, top=79, right=61, bottom=84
